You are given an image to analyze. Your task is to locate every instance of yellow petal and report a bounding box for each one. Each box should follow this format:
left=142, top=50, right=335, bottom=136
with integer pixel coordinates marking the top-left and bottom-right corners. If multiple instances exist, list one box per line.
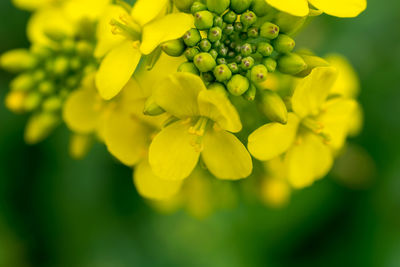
left=131, top=0, right=169, bottom=27
left=248, top=113, right=299, bottom=161
left=104, top=107, right=151, bottom=166
left=317, top=98, right=357, bottom=151
left=24, top=113, right=59, bottom=144
left=149, top=121, right=200, bottom=181
left=202, top=127, right=252, bottom=180
left=309, top=0, right=366, bottom=17
left=134, top=160, right=182, bottom=200
left=12, top=0, right=52, bottom=11
left=140, top=13, right=194, bottom=55
left=198, top=90, right=242, bottom=133
left=95, top=41, right=141, bottom=100
left=63, top=87, right=103, bottom=134
left=153, top=72, right=204, bottom=118
left=285, top=133, right=333, bottom=188
left=94, top=4, right=127, bottom=58
left=326, top=54, right=360, bottom=98
left=292, top=66, right=337, bottom=118
left=63, top=0, right=110, bottom=23
left=265, top=0, right=309, bottom=17
left=69, top=134, right=92, bottom=160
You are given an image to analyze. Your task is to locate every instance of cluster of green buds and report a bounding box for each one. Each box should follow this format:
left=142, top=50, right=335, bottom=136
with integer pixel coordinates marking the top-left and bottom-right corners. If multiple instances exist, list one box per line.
left=1, top=26, right=97, bottom=143
left=162, top=0, right=308, bottom=100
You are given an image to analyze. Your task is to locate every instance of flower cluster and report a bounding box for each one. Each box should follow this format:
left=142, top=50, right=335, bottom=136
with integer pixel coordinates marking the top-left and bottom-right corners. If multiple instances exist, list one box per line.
left=1, top=0, right=366, bottom=213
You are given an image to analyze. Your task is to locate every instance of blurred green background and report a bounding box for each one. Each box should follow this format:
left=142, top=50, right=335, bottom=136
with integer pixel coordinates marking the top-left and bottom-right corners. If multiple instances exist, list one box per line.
left=1, top=1, right=399, bottom=266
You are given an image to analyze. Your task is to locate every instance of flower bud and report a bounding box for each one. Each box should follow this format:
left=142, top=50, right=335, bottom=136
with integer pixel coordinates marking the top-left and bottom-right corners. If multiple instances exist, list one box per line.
left=144, top=97, right=165, bottom=116
left=209, top=49, right=218, bottom=59
left=194, top=52, right=217, bottom=72
left=272, top=34, right=295, bottom=53
left=263, top=57, right=277, bottom=72
left=178, top=62, right=200, bottom=75
left=184, top=47, right=200, bottom=61
left=11, top=74, right=35, bottom=91
left=161, top=39, right=185, bottom=57
left=277, top=53, right=307, bottom=75
left=214, top=16, right=223, bottom=27
left=241, top=43, right=253, bottom=57
left=260, top=22, right=279, bottom=39
left=24, top=92, right=42, bottom=111
left=202, top=71, right=215, bottom=83
left=217, top=58, right=227, bottom=65
left=274, top=12, right=306, bottom=35
left=223, top=24, right=235, bottom=35
left=240, top=56, right=254, bottom=70
left=234, top=22, right=244, bottom=32
left=194, top=11, right=214, bottom=30
left=227, top=74, right=249, bottom=96
left=208, top=27, right=222, bottom=42
left=191, top=1, right=207, bottom=13
left=43, top=96, right=62, bottom=112
left=1, top=49, right=36, bottom=73
left=243, top=83, right=256, bottom=101
left=250, top=65, right=268, bottom=83
left=257, top=42, right=274, bottom=57
left=214, top=64, right=232, bottom=82
left=251, top=0, right=274, bottom=17
left=228, top=62, right=239, bottom=74
left=240, top=11, right=257, bottom=28
left=223, top=10, right=237, bottom=24
left=208, top=82, right=228, bottom=97
left=295, top=53, right=330, bottom=77
left=53, top=56, right=69, bottom=77
left=199, top=39, right=212, bottom=52
left=261, top=90, right=288, bottom=124
left=174, top=0, right=196, bottom=12
left=207, top=0, right=230, bottom=15
left=38, top=81, right=55, bottom=95
left=183, top=28, right=201, bottom=47
left=230, top=0, right=252, bottom=14
left=218, top=46, right=228, bottom=57
left=24, top=113, right=59, bottom=144
left=247, top=27, right=259, bottom=38
left=5, top=91, right=26, bottom=113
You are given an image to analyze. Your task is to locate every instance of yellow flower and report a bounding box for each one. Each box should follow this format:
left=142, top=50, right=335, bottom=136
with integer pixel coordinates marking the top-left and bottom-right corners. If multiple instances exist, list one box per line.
left=248, top=67, right=358, bottom=188
left=94, top=0, right=194, bottom=100
left=148, top=72, right=252, bottom=181
left=266, top=0, right=367, bottom=17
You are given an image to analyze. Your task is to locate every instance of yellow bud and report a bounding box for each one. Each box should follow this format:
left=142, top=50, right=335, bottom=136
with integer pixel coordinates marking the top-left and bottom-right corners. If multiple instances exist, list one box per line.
left=24, top=113, right=60, bottom=144
left=261, top=90, right=288, bottom=124
left=1, top=49, right=36, bottom=73
left=69, top=134, right=92, bottom=159
left=5, top=91, right=26, bottom=113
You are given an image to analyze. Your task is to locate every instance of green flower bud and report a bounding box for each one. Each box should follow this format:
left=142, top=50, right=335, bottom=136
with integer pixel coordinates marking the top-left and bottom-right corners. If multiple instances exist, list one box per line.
left=11, top=74, right=35, bottom=91
left=234, top=55, right=243, bottom=63
left=250, top=64, right=268, bottom=83
left=53, top=56, right=69, bottom=77
left=212, top=40, right=222, bottom=49
left=240, top=56, right=254, bottom=70
left=218, top=46, right=228, bottom=57
left=178, top=62, right=200, bottom=75
left=174, top=0, right=196, bottom=12
left=272, top=34, right=295, bottom=54
left=247, top=27, right=259, bottom=38
left=241, top=43, right=253, bottom=56
left=223, top=10, right=237, bottom=24
left=261, top=90, right=288, bottom=124
left=260, top=22, right=280, bottom=39
left=230, top=0, right=252, bottom=14
left=24, top=92, right=42, bottom=111
left=227, top=74, right=249, bottom=96
left=277, top=53, right=307, bottom=75
left=32, top=70, right=45, bottom=82
left=234, top=22, right=244, bottom=32
left=183, top=28, right=201, bottom=47
left=161, top=39, right=186, bottom=57
left=0, top=49, right=36, bottom=73
left=208, top=27, right=222, bottom=42
left=209, top=49, right=218, bottom=59
left=191, top=1, right=207, bottom=13
left=257, top=42, right=274, bottom=57
left=239, top=32, right=248, bottom=40
left=199, top=39, right=212, bottom=52
left=207, top=82, right=228, bottom=97
left=43, top=96, right=62, bottom=112
left=38, top=81, right=55, bottom=95
left=214, top=64, right=232, bottom=82
left=194, top=52, right=217, bottom=72
left=194, top=11, right=214, bottom=30
left=217, top=58, right=227, bottom=65
left=251, top=0, right=274, bottom=17
left=243, top=83, right=256, bottom=101
left=202, top=71, right=215, bottom=83
left=69, top=57, right=82, bottom=71
left=228, top=62, right=239, bottom=73
left=223, top=24, right=235, bottom=35
left=295, top=53, right=330, bottom=77
left=263, top=57, right=277, bottom=72
left=24, top=113, right=60, bottom=145
left=143, top=97, right=165, bottom=116
left=76, top=41, right=94, bottom=59
left=273, top=12, right=306, bottom=35
left=207, top=0, right=230, bottom=14
left=240, top=11, right=257, bottom=28
left=214, top=16, right=223, bottom=28
left=184, top=47, right=200, bottom=61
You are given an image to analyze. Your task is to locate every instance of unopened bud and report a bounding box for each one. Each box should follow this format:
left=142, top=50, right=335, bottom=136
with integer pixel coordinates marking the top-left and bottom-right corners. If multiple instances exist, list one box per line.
left=227, top=74, right=249, bottom=96
left=1, top=49, right=36, bottom=73
left=174, top=0, right=196, bottom=12
left=207, top=0, right=230, bottom=14
left=272, top=34, right=295, bottom=53
left=5, top=91, right=26, bottom=113
left=24, top=92, right=42, bottom=111
left=243, top=83, right=256, bottom=101
left=240, top=56, right=254, bottom=70
left=208, top=27, right=222, bottom=42
left=38, top=81, right=55, bottom=95
left=213, top=16, right=223, bottom=28
left=217, top=58, right=227, bottom=65
left=194, top=11, right=214, bottom=30
left=183, top=28, right=201, bottom=47
left=263, top=57, right=277, bottom=72
left=194, top=52, right=217, bottom=72
left=144, top=97, right=165, bottom=116
left=251, top=0, right=274, bottom=17
left=184, top=47, right=200, bottom=61
left=261, top=90, right=288, bottom=124
left=214, top=64, right=232, bottom=82
left=240, top=11, right=257, bottom=28
left=250, top=65, right=268, bottom=83
left=191, top=1, right=207, bottom=13
left=223, top=10, right=237, bottom=24
left=24, top=113, right=60, bottom=144
left=277, top=53, right=307, bottom=75
left=234, top=22, right=244, bottom=32
left=241, top=43, right=253, bottom=56
left=161, top=39, right=185, bottom=57
left=230, top=0, right=252, bottom=14
left=201, top=71, right=215, bottom=83
left=43, top=96, right=62, bottom=112
left=11, top=74, right=35, bottom=91
left=53, top=56, right=69, bottom=77
left=208, top=82, right=228, bottom=97
left=247, top=27, right=259, bottom=38
left=228, top=62, right=239, bottom=74
left=223, top=24, right=235, bottom=35
left=295, top=53, right=330, bottom=77
left=257, top=42, right=274, bottom=57
left=260, top=22, right=279, bottom=39
left=178, top=62, right=200, bottom=75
